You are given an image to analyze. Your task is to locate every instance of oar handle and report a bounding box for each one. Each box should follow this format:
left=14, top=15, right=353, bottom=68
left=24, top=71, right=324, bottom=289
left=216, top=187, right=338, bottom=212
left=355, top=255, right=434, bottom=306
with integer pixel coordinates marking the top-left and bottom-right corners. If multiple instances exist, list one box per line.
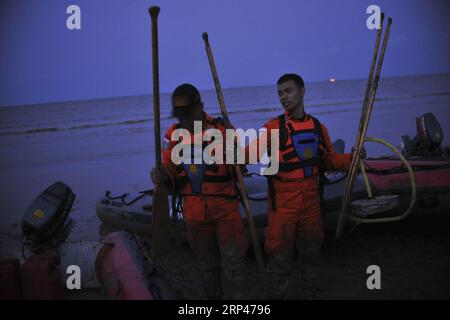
left=202, top=32, right=231, bottom=126
left=358, top=12, right=385, bottom=133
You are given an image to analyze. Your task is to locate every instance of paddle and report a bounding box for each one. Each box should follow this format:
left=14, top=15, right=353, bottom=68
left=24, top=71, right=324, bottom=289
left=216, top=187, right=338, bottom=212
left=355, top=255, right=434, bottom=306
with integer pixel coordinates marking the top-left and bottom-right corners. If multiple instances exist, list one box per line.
left=355, top=13, right=385, bottom=200
left=358, top=13, right=385, bottom=135
left=335, top=15, right=392, bottom=239
left=202, top=32, right=265, bottom=273
left=148, top=6, right=172, bottom=259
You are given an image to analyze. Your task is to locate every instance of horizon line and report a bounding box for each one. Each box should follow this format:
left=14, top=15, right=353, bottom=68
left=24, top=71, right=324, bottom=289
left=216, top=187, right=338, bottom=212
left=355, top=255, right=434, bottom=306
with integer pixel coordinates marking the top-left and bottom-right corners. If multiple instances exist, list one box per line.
left=1, top=71, right=449, bottom=109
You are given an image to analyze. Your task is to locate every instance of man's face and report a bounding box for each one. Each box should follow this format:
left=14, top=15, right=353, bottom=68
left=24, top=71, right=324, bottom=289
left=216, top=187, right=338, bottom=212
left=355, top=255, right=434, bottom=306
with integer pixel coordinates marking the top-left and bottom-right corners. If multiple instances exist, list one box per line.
left=173, top=103, right=203, bottom=132
left=277, top=80, right=305, bottom=113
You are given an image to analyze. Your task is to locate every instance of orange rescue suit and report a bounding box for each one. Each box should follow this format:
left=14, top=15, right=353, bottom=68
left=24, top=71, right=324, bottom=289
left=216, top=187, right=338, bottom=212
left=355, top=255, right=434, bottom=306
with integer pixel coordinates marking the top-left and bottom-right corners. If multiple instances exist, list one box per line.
left=248, top=112, right=352, bottom=299
left=259, top=112, right=351, bottom=252
left=162, top=112, right=248, bottom=299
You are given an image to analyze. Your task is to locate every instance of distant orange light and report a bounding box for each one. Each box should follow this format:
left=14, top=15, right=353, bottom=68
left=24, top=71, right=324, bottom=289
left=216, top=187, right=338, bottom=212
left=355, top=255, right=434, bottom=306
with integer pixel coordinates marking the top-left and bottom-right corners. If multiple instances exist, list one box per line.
left=329, top=78, right=336, bottom=83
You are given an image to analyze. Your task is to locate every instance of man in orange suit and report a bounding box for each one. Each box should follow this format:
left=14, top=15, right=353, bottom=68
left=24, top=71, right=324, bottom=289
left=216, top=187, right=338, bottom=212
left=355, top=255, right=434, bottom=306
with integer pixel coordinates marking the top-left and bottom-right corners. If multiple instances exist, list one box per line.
left=151, top=83, right=248, bottom=299
left=246, top=74, right=358, bottom=299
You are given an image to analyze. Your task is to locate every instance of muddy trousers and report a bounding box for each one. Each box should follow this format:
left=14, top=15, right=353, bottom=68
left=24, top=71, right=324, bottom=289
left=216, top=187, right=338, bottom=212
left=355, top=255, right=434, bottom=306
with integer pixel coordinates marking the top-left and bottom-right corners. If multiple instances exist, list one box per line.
left=185, top=208, right=248, bottom=300
left=266, top=237, right=323, bottom=299
left=264, top=183, right=324, bottom=300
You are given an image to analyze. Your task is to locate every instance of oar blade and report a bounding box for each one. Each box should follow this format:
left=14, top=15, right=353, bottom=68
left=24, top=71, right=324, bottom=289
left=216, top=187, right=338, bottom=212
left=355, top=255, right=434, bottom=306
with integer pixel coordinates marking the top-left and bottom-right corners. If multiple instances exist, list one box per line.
left=151, top=184, right=172, bottom=259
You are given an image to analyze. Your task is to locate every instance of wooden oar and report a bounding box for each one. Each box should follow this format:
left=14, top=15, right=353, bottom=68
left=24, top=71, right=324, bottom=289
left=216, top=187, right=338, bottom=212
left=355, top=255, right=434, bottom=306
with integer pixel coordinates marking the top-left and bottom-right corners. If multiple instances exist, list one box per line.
left=358, top=13, right=385, bottom=133
left=335, top=16, right=392, bottom=239
left=149, top=6, right=172, bottom=259
left=202, top=32, right=265, bottom=273
left=357, top=13, right=385, bottom=199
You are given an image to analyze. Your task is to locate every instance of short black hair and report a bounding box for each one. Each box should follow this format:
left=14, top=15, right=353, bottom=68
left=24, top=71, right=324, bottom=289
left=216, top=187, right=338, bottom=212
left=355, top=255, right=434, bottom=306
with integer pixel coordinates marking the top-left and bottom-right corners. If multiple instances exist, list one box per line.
left=172, top=83, right=201, bottom=107
left=277, top=73, right=305, bottom=89
left=171, top=83, right=202, bottom=118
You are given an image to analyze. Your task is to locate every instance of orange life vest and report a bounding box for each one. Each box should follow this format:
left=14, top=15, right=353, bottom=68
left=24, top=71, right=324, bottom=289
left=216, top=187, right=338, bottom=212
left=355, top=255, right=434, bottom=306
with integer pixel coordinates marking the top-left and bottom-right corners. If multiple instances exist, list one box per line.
left=164, top=115, right=237, bottom=198
left=272, top=113, right=326, bottom=181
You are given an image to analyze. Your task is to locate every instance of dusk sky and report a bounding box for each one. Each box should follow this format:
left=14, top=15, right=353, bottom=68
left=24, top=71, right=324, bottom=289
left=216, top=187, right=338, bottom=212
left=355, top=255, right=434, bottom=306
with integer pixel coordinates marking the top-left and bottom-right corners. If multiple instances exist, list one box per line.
left=1, top=0, right=449, bottom=107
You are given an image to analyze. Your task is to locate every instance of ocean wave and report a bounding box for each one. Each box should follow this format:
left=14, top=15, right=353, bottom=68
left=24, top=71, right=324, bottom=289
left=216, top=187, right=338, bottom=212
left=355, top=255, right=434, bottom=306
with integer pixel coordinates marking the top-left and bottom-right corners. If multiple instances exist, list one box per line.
left=0, top=118, right=155, bottom=136
left=227, top=99, right=363, bottom=115
left=1, top=91, right=448, bottom=136
left=376, top=91, right=450, bottom=102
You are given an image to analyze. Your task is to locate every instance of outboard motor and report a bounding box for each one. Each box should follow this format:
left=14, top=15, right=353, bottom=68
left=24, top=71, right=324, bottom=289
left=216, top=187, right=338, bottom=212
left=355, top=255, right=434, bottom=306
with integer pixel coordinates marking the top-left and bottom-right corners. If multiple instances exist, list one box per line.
left=402, top=113, right=444, bottom=157
left=22, top=181, right=76, bottom=252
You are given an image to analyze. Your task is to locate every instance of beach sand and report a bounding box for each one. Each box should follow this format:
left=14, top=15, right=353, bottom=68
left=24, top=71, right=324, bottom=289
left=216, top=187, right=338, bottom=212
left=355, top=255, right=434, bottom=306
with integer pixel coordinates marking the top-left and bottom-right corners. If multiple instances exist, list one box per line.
left=147, top=196, right=450, bottom=300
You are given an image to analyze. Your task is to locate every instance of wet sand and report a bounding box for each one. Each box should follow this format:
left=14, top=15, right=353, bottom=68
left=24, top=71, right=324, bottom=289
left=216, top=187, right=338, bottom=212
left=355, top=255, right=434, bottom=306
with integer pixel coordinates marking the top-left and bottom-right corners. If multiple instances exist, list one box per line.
left=144, top=196, right=450, bottom=300
left=1, top=126, right=449, bottom=299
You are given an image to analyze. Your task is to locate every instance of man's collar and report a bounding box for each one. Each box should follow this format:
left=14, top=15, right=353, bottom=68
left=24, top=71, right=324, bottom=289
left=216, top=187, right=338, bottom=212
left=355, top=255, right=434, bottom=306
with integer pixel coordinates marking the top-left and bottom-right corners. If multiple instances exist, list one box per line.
left=285, top=111, right=308, bottom=122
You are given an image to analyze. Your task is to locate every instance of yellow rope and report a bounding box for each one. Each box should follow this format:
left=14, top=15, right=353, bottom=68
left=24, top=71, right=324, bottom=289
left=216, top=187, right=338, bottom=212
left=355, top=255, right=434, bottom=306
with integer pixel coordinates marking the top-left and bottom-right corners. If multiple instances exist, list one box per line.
left=359, top=159, right=373, bottom=198
left=346, top=136, right=416, bottom=224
